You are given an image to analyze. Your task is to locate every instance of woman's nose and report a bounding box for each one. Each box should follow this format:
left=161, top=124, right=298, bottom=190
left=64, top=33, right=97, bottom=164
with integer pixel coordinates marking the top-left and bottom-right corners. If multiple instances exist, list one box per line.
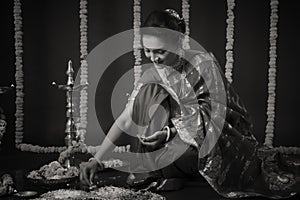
left=149, top=52, right=156, bottom=62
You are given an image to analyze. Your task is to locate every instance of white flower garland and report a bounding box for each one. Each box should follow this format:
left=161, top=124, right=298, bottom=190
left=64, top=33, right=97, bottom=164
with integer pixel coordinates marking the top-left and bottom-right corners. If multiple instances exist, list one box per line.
left=264, top=0, right=279, bottom=147
left=225, top=0, right=235, bottom=83
left=13, top=0, right=71, bottom=153
left=263, top=0, right=299, bottom=154
left=133, top=0, right=142, bottom=86
left=78, top=0, right=89, bottom=142
left=13, top=0, right=66, bottom=153
left=182, top=0, right=190, bottom=50
left=269, top=146, right=300, bottom=155
left=58, top=143, right=131, bottom=164
left=17, top=143, right=66, bottom=153
left=13, top=0, right=24, bottom=147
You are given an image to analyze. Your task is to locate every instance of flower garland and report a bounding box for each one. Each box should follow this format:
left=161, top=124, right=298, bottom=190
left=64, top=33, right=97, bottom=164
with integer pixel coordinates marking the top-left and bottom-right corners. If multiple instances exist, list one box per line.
left=263, top=0, right=299, bottom=154
left=271, top=146, right=300, bottom=155
left=17, top=143, right=66, bottom=153
left=78, top=0, right=89, bottom=142
left=13, top=0, right=24, bottom=147
left=13, top=0, right=67, bottom=153
left=133, top=0, right=142, bottom=86
left=182, top=0, right=190, bottom=50
left=58, top=143, right=131, bottom=164
left=264, top=0, right=279, bottom=147
left=58, top=142, right=88, bottom=164
left=225, top=0, right=235, bottom=83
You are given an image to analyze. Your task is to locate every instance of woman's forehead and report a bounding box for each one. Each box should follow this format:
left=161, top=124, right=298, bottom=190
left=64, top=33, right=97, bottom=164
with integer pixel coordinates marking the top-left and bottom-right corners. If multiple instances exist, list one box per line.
left=142, top=34, right=167, bottom=49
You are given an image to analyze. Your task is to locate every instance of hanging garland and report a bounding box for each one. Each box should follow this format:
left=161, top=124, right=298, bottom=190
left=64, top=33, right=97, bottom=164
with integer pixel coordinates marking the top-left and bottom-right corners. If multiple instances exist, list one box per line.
left=13, top=0, right=24, bottom=147
left=133, top=0, right=142, bottom=86
left=14, top=0, right=65, bottom=153
left=264, top=0, right=279, bottom=147
left=182, top=0, right=190, bottom=50
left=262, top=0, right=300, bottom=154
left=78, top=0, right=89, bottom=142
left=13, top=0, right=95, bottom=153
left=225, top=0, right=235, bottom=83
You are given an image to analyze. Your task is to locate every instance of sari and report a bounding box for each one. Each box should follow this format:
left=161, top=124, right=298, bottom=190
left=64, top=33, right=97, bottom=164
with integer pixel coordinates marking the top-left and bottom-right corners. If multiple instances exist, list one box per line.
left=127, top=50, right=299, bottom=198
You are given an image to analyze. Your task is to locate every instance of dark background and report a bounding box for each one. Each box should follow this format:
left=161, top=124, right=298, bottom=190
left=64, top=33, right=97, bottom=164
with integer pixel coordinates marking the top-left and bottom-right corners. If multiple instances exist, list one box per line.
left=0, top=0, right=299, bottom=154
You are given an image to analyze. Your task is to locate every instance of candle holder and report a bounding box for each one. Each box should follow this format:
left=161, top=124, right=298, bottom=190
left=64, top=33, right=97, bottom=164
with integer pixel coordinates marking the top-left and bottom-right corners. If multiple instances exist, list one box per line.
left=52, top=60, right=87, bottom=167
left=0, top=84, right=15, bottom=94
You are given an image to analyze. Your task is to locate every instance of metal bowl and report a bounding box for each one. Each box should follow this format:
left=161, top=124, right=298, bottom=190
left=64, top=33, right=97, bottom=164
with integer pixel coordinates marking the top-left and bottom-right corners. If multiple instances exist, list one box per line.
left=14, top=191, right=38, bottom=199
left=25, top=173, right=78, bottom=189
left=27, top=176, right=78, bottom=187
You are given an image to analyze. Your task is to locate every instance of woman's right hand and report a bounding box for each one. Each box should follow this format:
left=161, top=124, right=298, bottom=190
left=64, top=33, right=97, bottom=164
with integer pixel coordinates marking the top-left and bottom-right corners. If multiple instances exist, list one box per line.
left=79, top=158, right=104, bottom=186
left=139, top=130, right=168, bottom=150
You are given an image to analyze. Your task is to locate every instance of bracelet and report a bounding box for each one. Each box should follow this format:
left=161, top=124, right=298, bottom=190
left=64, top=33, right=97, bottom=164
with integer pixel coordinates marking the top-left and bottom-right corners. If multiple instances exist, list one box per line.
left=88, top=157, right=103, bottom=169
left=163, top=126, right=171, bottom=142
left=88, top=157, right=96, bottom=162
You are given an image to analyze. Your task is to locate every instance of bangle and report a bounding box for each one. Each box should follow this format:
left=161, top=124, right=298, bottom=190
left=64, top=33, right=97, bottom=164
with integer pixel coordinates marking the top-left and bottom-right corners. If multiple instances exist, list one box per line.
left=88, top=157, right=96, bottom=162
left=88, top=157, right=103, bottom=169
left=88, top=157, right=101, bottom=165
left=163, top=126, right=171, bottom=142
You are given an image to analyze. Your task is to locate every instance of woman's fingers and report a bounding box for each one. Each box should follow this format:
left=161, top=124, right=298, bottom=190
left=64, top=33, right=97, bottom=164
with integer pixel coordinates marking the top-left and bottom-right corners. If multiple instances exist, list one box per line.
left=89, top=169, right=95, bottom=185
left=140, top=140, right=158, bottom=148
left=80, top=163, right=91, bottom=185
left=98, top=162, right=104, bottom=171
left=140, top=137, right=155, bottom=145
left=139, top=131, right=167, bottom=150
left=142, top=131, right=160, bottom=142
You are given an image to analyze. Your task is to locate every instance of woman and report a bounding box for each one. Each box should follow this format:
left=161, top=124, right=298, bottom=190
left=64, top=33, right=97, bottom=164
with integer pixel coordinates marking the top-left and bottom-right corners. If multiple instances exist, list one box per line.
left=80, top=9, right=299, bottom=198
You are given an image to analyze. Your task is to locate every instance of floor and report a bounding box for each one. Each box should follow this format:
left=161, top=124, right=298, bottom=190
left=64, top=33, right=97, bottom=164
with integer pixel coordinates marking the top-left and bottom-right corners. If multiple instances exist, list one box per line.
left=0, top=151, right=299, bottom=200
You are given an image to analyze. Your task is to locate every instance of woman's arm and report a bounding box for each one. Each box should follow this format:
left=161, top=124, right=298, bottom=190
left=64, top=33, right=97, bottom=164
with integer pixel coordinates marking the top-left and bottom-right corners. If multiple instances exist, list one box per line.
left=93, top=100, right=134, bottom=162
left=80, top=101, right=134, bottom=186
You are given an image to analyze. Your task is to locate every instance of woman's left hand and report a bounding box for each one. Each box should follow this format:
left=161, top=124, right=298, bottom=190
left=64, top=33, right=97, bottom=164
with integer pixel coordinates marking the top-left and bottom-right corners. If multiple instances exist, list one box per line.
left=139, top=130, right=167, bottom=150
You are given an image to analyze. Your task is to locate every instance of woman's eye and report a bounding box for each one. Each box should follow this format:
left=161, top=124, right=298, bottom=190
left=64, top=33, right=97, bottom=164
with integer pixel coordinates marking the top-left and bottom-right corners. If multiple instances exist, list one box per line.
left=144, top=49, right=150, bottom=53
left=157, top=50, right=166, bottom=54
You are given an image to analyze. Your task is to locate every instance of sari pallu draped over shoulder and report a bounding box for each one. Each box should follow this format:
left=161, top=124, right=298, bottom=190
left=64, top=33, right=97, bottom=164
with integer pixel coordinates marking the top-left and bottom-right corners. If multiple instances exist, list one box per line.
left=128, top=50, right=299, bottom=198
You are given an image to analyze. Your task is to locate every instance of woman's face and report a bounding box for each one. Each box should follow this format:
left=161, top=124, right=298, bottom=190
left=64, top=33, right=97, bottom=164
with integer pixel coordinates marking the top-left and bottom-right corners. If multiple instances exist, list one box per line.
left=142, top=34, right=179, bottom=68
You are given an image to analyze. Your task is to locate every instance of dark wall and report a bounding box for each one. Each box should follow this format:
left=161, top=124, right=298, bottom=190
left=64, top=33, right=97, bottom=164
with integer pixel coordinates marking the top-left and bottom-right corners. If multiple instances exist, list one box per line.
left=0, top=0, right=299, bottom=153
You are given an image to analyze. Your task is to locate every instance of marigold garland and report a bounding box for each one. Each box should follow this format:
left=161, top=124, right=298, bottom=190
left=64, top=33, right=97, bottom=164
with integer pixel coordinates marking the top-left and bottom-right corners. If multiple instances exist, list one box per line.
left=264, top=0, right=279, bottom=148
left=13, top=0, right=77, bottom=153
left=78, top=0, right=89, bottom=142
left=133, top=0, right=142, bottom=86
left=262, top=0, right=299, bottom=154
left=225, top=0, right=235, bottom=83
left=14, top=0, right=24, bottom=147
left=182, top=0, right=190, bottom=50
left=58, top=143, right=131, bottom=164
left=14, top=0, right=64, bottom=153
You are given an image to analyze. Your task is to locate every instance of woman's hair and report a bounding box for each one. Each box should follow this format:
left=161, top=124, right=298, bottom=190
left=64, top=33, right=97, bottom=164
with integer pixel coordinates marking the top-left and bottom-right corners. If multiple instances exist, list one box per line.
left=142, top=9, right=186, bottom=33
left=141, top=9, right=186, bottom=44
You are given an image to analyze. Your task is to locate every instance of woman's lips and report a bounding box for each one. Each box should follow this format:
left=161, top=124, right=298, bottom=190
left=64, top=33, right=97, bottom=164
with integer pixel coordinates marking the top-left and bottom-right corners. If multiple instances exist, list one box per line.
left=154, top=57, right=163, bottom=64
